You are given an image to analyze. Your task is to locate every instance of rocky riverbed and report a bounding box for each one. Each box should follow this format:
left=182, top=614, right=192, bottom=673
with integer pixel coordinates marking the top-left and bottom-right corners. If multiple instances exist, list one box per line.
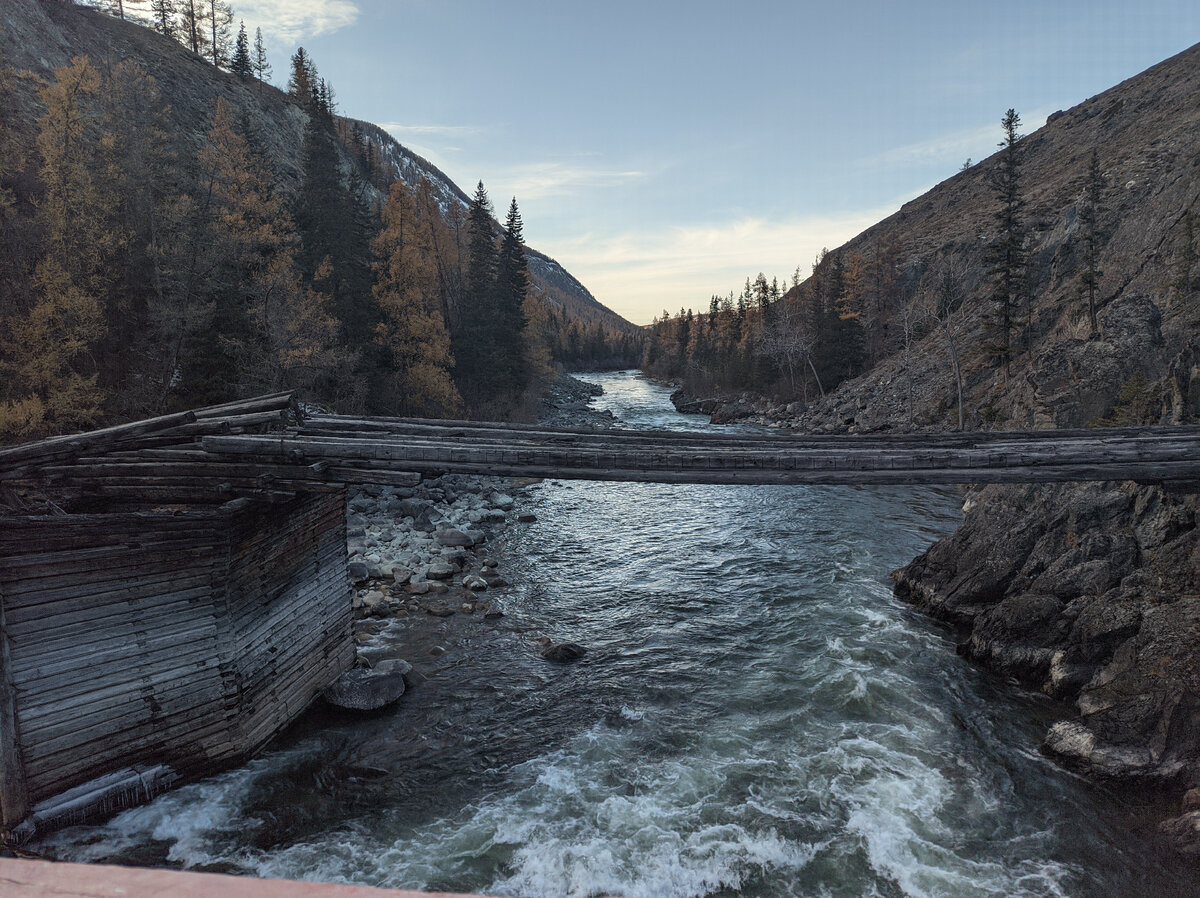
left=328, top=375, right=605, bottom=712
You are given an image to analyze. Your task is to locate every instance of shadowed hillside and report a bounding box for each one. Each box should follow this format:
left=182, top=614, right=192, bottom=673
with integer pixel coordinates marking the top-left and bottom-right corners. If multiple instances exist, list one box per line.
left=0, top=1, right=638, bottom=433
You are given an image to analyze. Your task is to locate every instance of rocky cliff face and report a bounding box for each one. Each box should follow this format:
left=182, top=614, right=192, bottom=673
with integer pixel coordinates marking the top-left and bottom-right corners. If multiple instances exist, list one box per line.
left=893, top=479, right=1200, bottom=849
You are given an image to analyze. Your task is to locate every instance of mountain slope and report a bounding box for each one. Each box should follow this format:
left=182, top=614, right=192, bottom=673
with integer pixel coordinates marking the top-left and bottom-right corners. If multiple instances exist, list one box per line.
left=769, top=41, right=1200, bottom=434
left=0, top=1, right=635, bottom=338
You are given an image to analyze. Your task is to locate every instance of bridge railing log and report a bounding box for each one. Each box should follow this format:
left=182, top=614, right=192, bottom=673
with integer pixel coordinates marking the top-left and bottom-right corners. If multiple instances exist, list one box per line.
left=0, top=392, right=297, bottom=477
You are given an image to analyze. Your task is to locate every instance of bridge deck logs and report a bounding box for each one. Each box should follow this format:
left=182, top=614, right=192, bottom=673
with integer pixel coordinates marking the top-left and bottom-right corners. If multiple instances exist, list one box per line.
left=197, top=416, right=1200, bottom=487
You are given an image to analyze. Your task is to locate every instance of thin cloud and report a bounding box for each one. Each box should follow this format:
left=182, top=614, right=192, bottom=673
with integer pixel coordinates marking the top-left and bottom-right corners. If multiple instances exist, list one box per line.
left=540, top=210, right=891, bottom=325
left=381, top=123, right=482, bottom=139
left=869, top=105, right=1059, bottom=170
left=497, top=162, right=647, bottom=201
left=238, top=0, right=360, bottom=44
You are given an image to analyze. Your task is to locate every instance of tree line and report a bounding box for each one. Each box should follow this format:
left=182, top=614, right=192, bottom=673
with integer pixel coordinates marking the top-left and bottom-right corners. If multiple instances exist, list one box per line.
left=0, top=34, right=633, bottom=441
left=644, top=108, right=1196, bottom=430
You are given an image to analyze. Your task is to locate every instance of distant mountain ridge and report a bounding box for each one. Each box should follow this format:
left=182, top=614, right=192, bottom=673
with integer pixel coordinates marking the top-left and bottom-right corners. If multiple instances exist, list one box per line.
left=0, top=0, right=635, bottom=336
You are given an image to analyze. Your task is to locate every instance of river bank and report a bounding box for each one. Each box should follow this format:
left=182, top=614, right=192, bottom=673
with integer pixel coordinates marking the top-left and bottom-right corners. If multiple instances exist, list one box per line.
left=338, top=374, right=610, bottom=711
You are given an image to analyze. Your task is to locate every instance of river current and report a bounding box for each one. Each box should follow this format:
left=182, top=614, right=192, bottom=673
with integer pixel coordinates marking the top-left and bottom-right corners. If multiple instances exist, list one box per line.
left=38, top=371, right=1199, bottom=896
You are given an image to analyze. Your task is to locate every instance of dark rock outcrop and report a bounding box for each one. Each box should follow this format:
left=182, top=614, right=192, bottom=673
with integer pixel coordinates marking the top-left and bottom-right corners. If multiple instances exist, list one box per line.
left=894, top=479, right=1200, bottom=839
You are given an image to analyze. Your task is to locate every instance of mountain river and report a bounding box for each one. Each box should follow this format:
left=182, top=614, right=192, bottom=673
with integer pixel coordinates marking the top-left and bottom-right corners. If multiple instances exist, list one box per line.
left=36, top=371, right=1200, bottom=897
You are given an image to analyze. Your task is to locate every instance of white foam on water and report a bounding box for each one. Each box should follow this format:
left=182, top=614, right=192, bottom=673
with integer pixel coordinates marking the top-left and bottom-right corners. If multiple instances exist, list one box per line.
left=827, top=733, right=1076, bottom=898
left=494, top=822, right=813, bottom=898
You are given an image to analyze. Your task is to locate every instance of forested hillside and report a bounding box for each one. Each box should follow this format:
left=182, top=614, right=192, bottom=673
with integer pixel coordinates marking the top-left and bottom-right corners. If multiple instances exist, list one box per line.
left=0, top=0, right=640, bottom=442
left=648, top=43, right=1200, bottom=434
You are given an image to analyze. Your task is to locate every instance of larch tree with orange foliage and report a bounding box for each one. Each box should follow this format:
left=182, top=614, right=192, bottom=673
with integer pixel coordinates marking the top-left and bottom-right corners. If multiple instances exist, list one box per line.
left=0, top=57, right=110, bottom=439
left=372, top=179, right=462, bottom=416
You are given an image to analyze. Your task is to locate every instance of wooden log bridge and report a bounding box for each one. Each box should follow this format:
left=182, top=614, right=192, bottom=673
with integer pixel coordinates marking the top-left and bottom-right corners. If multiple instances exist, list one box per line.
left=1, top=390, right=1198, bottom=843
left=209, top=415, right=1200, bottom=486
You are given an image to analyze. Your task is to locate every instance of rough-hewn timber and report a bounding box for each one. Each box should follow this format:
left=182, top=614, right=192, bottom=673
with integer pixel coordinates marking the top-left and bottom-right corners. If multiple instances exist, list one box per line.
left=0, top=492, right=352, bottom=839
left=0, top=393, right=354, bottom=842
left=203, top=415, right=1200, bottom=487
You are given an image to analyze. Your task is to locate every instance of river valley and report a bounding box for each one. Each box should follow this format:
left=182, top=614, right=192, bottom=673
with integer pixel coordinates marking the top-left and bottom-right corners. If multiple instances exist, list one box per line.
left=34, top=371, right=1200, bottom=897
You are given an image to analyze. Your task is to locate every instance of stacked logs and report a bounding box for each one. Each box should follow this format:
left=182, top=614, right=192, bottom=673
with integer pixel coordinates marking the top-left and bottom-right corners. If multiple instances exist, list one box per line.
left=197, top=413, right=1200, bottom=487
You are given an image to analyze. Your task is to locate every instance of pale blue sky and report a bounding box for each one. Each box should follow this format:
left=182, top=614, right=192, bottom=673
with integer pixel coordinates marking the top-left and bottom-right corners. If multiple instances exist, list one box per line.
left=232, top=0, right=1199, bottom=323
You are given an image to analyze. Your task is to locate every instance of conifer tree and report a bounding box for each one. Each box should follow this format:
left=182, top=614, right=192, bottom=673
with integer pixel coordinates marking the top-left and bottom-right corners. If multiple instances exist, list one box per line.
left=207, top=0, right=234, bottom=68
left=493, top=196, right=531, bottom=392
left=230, top=21, right=251, bottom=79
left=1, top=58, right=109, bottom=438
left=288, top=47, right=317, bottom=109
left=984, top=108, right=1026, bottom=382
left=179, top=0, right=209, bottom=58
left=149, top=0, right=176, bottom=37
left=371, top=180, right=461, bottom=415
left=94, top=61, right=177, bottom=416
left=180, top=97, right=273, bottom=400
left=252, top=27, right=272, bottom=84
left=454, top=181, right=498, bottom=398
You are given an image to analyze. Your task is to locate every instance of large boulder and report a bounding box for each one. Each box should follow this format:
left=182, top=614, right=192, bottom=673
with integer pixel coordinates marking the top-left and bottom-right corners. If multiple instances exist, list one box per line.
left=322, top=660, right=411, bottom=711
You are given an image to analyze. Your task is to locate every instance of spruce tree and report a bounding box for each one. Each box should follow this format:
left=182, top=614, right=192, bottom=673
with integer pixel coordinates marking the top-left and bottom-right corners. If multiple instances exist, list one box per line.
left=252, top=27, right=272, bottom=84
left=230, top=22, right=251, bottom=79
left=454, top=181, right=498, bottom=399
left=293, top=114, right=379, bottom=354
left=984, top=108, right=1026, bottom=383
left=493, top=197, right=531, bottom=392
left=288, top=48, right=317, bottom=109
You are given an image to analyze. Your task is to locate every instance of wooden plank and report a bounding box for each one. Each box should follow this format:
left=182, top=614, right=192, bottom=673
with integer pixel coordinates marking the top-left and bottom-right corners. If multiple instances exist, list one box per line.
left=0, top=586, right=30, bottom=828
left=2, top=573, right=214, bottom=621
left=0, top=411, right=198, bottom=470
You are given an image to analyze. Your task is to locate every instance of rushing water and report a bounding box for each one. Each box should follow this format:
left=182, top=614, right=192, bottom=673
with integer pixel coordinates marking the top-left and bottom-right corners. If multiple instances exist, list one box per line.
left=38, top=371, right=1199, bottom=897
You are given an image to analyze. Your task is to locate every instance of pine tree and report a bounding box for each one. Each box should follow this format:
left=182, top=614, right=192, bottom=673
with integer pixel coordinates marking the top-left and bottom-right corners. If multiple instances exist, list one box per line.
left=984, top=108, right=1026, bottom=382
left=252, top=27, right=272, bottom=84
left=493, top=197, right=531, bottom=392
left=230, top=21, right=251, bottom=79
left=1077, top=148, right=1105, bottom=337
